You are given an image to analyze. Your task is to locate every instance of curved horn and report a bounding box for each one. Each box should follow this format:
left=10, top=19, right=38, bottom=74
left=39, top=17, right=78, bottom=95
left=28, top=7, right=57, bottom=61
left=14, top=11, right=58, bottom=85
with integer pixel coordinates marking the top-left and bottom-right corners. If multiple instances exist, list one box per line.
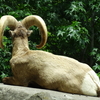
left=0, top=15, right=18, bottom=48
left=21, top=15, right=47, bottom=49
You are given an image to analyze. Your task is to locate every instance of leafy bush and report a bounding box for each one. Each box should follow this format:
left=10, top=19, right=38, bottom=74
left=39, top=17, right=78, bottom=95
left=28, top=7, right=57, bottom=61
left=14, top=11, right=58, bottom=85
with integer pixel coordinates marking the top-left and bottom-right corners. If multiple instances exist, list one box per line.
left=93, top=64, right=100, bottom=78
left=91, top=48, right=100, bottom=77
left=0, top=0, right=100, bottom=82
left=0, top=36, right=12, bottom=82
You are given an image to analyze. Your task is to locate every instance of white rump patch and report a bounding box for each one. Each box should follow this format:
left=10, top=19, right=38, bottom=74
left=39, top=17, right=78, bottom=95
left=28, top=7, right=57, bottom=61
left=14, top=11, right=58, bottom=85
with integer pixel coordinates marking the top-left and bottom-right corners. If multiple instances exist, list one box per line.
left=81, top=70, right=100, bottom=96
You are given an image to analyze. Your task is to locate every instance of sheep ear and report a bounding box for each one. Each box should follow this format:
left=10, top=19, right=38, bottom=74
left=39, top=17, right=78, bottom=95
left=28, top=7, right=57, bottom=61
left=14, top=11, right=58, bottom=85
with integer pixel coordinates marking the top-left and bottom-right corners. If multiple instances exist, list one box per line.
left=27, top=30, right=33, bottom=37
left=9, top=30, right=15, bottom=37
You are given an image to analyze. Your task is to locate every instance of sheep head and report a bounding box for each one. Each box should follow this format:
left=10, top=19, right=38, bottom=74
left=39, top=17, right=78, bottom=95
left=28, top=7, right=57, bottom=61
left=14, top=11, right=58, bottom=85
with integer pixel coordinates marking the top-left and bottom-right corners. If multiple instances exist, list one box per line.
left=9, top=22, right=33, bottom=39
left=0, top=15, right=47, bottom=48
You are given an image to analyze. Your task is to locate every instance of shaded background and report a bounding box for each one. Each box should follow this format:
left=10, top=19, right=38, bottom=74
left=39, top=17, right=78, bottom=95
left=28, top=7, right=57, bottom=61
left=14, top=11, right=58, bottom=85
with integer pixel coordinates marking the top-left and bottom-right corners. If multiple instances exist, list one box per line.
left=0, top=0, right=100, bottom=82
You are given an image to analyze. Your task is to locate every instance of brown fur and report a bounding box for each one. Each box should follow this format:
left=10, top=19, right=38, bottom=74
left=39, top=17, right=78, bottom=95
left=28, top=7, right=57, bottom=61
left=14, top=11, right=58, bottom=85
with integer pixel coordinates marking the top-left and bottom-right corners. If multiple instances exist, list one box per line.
left=97, top=89, right=100, bottom=97
left=0, top=15, right=100, bottom=97
left=2, top=26, right=92, bottom=94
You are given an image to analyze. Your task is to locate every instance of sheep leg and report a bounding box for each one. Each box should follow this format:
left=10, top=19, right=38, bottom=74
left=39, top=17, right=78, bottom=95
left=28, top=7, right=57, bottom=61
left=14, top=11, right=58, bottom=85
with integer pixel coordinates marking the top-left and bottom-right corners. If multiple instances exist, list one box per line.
left=28, top=81, right=44, bottom=88
left=2, top=77, right=27, bottom=86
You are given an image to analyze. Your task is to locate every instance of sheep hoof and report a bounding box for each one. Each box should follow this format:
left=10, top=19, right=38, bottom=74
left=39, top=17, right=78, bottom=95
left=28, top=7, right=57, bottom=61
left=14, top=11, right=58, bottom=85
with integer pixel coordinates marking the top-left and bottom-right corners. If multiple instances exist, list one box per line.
left=2, top=77, right=11, bottom=84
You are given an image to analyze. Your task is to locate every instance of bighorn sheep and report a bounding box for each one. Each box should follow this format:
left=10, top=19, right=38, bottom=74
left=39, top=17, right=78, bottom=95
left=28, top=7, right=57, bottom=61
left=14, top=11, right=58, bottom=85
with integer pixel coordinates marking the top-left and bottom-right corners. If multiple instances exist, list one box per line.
left=0, top=15, right=100, bottom=97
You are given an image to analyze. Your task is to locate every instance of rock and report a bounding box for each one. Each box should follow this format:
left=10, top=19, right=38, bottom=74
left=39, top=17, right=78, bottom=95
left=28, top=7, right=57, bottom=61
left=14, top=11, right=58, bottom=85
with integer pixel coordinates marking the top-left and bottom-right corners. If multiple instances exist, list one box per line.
left=28, top=92, right=53, bottom=100
left=0, top=83, right=99, bottom=100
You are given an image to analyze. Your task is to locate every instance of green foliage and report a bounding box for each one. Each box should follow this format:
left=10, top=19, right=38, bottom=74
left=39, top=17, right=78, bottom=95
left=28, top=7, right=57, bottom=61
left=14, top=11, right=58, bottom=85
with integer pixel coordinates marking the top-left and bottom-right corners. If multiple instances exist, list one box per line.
left=93, top=63, right=100, bottom=77
left=0, top=36, right=12, bottom=82
left=91, top=48, right=100, bottom=75
left=0, top=0, right=100, bottom=82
